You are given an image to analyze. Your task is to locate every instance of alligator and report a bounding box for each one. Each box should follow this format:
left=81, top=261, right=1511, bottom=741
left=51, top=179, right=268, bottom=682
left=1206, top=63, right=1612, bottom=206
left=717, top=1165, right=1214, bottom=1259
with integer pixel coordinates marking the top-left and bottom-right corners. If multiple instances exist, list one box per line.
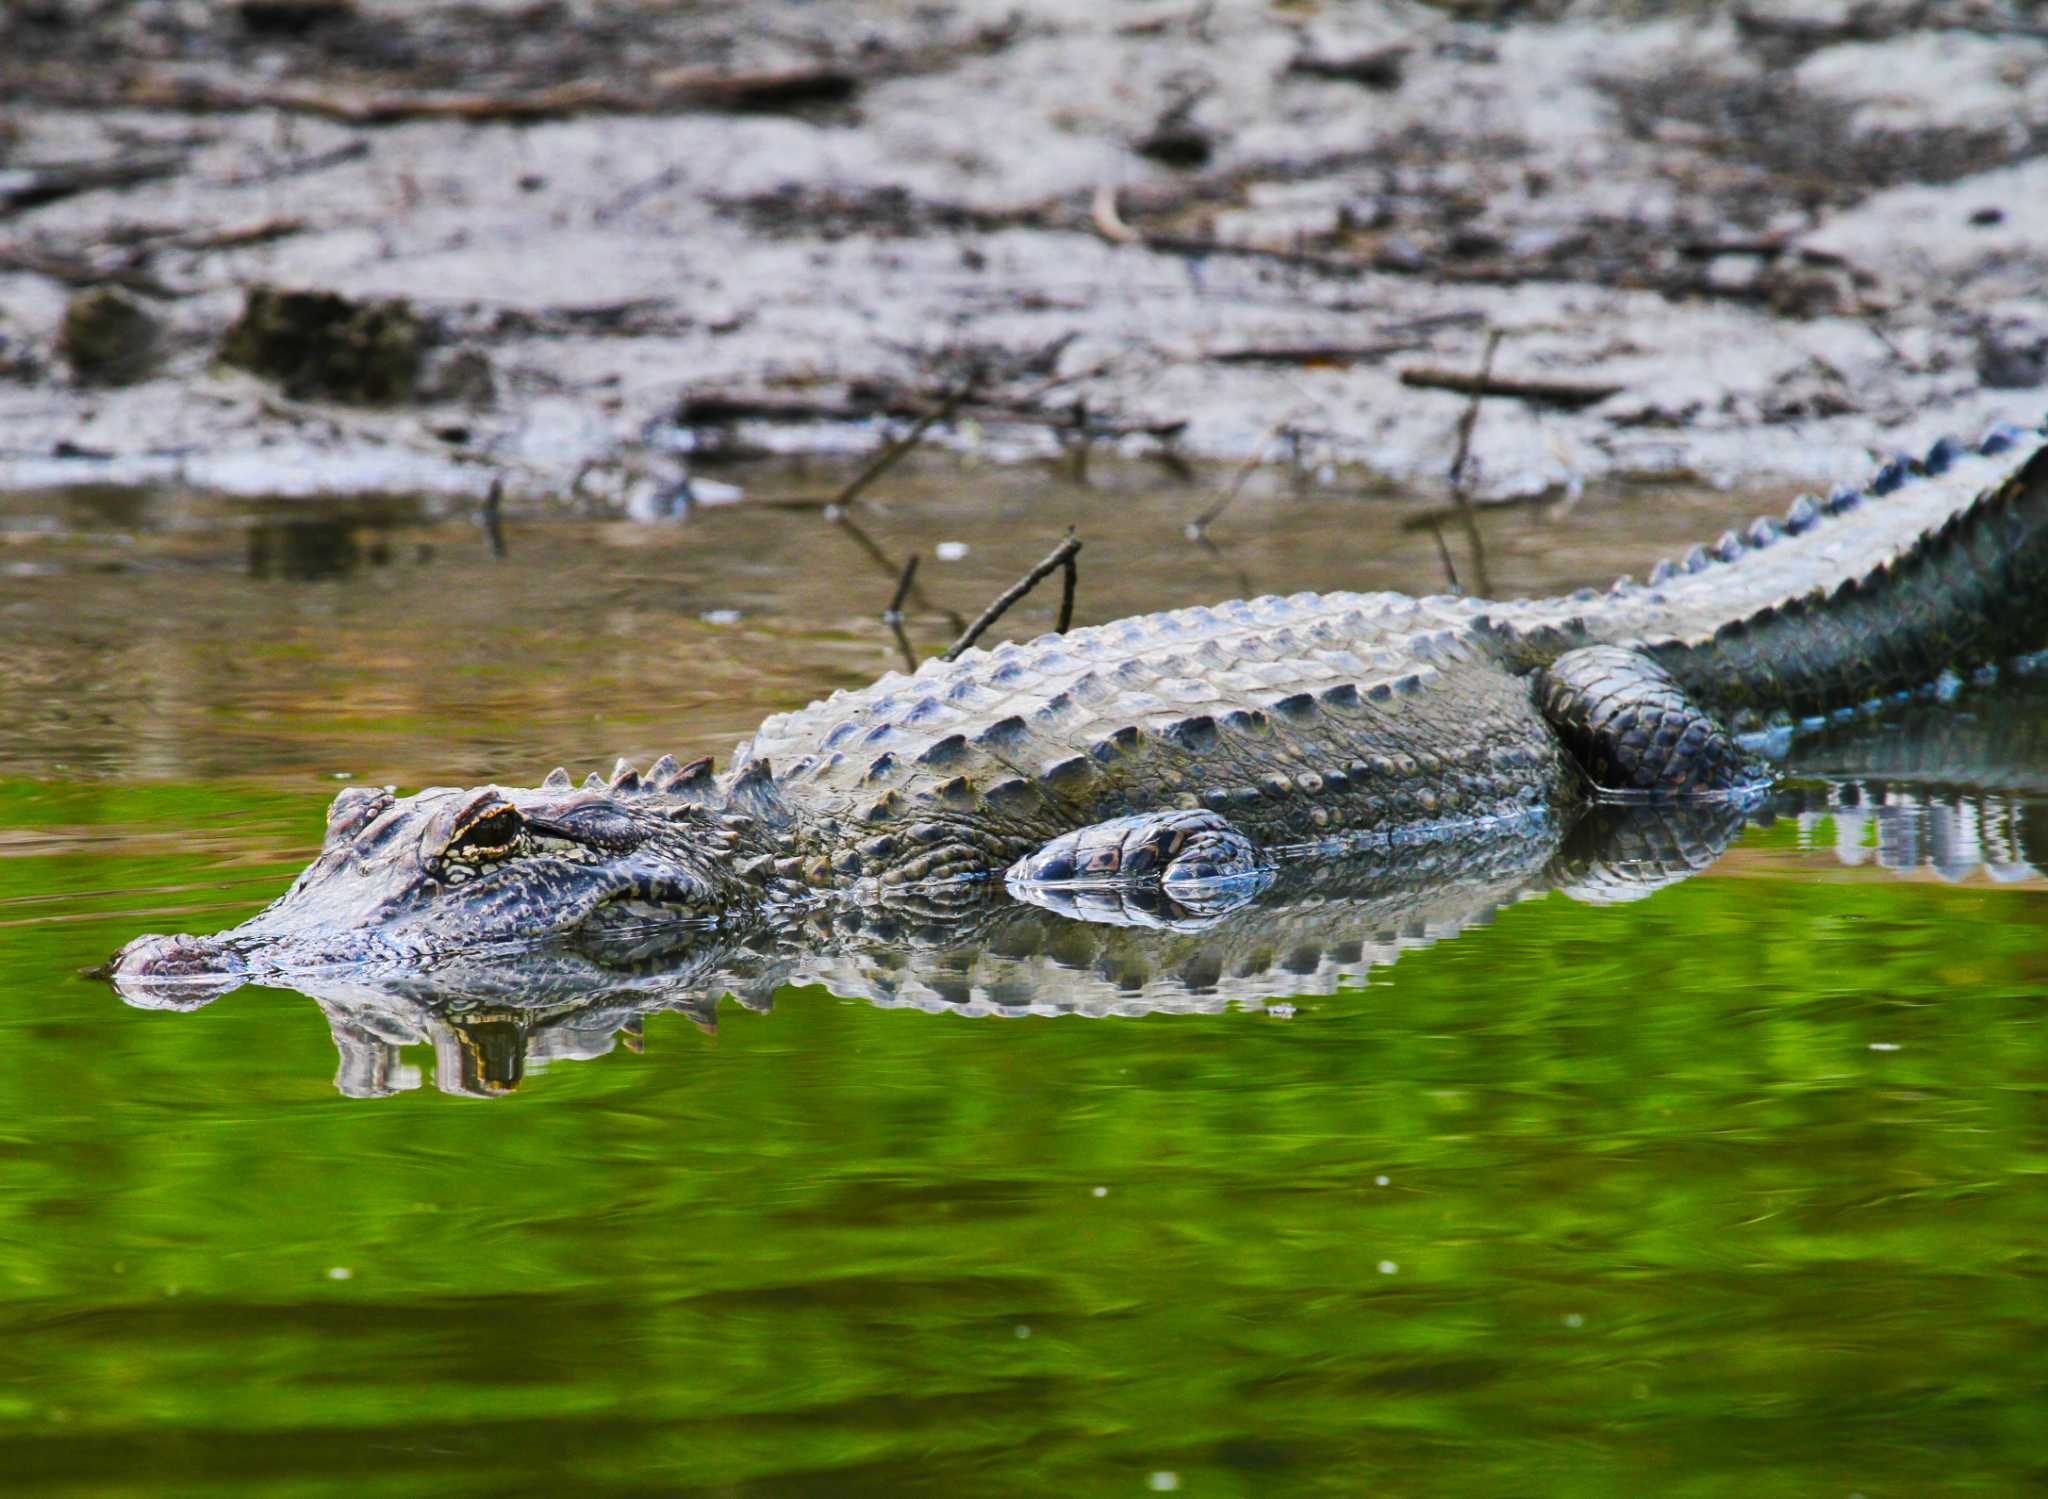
left=111, top=422, right=2048, bottom=982
left=112, top=800, right=1758, bottom=1094
left=109, top=771, right=2048, bottom=1096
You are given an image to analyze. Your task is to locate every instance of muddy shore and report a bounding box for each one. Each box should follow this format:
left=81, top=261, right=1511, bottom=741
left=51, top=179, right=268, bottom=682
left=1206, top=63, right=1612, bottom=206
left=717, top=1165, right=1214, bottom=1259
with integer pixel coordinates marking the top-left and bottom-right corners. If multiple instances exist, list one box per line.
left=2, top=0, right=2045, bottom=511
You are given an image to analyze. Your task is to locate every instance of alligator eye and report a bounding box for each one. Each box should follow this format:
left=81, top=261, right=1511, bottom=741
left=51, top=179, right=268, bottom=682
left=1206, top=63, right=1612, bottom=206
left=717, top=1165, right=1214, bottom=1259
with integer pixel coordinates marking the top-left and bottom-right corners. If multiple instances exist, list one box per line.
left=444, top=800, right=525, bottom=863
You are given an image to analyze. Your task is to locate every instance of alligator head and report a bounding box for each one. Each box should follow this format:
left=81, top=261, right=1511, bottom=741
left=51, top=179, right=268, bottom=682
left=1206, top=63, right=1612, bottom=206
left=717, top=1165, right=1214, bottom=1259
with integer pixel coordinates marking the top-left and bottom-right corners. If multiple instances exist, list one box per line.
left=109, top=770, right=791, bottom=991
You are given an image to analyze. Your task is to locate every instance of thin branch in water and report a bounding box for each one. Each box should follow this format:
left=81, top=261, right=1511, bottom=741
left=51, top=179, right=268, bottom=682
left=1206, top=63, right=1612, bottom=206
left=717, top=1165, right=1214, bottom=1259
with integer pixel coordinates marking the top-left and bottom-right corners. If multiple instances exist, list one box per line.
left=481, top=476, right=507, bottom=558
left=888, top=616, right=918, bottom=674
left=1057, top=548, right=1078, bottom=634
left=884, top=553, right=920, bottom=620
left=1187, top=411, right=1302, bottom=537
left=832, top=379, right=976, bottom=510
left=1190, top=527, right=1253, bottom=598
left=1424, top=518, right=1460, bottom=594
left=942, top=531, right=1082, bottom=662
left=1442, top=330, right=1501, bottom=597
left=1447, top=330, right=1503, bottom=494
left=832, top=511, right=964, bottom=634
left=1065, top=398, right=1091, bottom=486
left=879, top=553, right=922, bottom=671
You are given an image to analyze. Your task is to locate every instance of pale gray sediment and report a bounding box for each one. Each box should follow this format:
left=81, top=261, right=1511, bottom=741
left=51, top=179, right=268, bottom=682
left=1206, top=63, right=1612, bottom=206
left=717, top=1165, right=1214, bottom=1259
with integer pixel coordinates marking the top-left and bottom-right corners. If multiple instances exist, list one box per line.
left=2, top=0, right=2045, bottom=506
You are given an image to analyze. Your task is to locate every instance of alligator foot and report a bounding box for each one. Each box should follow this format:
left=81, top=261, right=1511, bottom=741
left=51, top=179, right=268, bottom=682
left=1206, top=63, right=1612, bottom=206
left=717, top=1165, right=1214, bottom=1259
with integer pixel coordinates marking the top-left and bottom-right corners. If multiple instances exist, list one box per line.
left=1536, top=646, right=1768, bottom=795
left=1004, top=810, right=1262, bottom=913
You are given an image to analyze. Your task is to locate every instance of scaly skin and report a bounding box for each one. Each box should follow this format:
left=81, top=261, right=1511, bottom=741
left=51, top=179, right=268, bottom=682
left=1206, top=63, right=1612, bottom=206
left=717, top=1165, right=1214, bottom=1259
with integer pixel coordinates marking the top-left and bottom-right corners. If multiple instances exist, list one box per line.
left=111, top=423, right=2048, bottom=979
left=107, top=778, right=2047, bottom=1097
left=113, top=800, right=1754, bottom=1095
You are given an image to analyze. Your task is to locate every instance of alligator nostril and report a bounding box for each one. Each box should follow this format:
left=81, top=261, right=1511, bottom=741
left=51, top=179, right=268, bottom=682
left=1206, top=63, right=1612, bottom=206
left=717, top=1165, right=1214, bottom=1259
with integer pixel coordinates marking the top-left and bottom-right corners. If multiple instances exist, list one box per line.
left=104, top=934, right=249, bottom=1010
left=111, top=934, right=245, bottom=980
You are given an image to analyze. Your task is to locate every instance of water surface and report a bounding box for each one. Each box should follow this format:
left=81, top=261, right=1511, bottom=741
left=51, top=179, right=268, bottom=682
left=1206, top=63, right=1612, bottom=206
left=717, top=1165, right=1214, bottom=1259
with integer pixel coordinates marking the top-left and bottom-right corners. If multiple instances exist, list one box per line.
left=3, top=464, right=2045, bottom=1496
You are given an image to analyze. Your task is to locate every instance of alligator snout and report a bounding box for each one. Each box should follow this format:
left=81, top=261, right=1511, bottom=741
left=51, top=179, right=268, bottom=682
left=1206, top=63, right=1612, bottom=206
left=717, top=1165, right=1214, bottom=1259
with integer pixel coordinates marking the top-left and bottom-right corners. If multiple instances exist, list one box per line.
left=103, top=933, right=252, bottom=1009
left=112, top=932, right=245, bottom=978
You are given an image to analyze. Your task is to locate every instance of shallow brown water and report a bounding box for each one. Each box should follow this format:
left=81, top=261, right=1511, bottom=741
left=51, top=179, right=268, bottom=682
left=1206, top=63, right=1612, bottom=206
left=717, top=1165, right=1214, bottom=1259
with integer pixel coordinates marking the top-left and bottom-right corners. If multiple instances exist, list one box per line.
left=0, top=458, right=1781, bottom=788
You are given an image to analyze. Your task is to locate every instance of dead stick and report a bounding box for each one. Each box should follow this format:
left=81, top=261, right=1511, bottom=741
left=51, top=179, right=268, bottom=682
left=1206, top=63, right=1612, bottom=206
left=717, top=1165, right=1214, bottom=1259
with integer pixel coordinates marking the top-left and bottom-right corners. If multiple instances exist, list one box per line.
left=481, top=477, right=507, bottom=559
left=1188, top=413, right=1297, bottom=536
left=1401, top=367, right=1619, bottom=409
left=942, top=533, right=1082, bottom=662
left=1444, top=331, right=1501, bottom=597
left=833, top=513, right=962, bottom=633
left=888, top=617, right=918, bottom=675
left=884, top=554, right=920, bottom=620
left=830, top=381, right=974, bottom=511
left=1057, top=553, right=1078, bottom=634
left=1424, top=518, right=1460, bottom=594
left=1447, top=330, right=1502, bottom=495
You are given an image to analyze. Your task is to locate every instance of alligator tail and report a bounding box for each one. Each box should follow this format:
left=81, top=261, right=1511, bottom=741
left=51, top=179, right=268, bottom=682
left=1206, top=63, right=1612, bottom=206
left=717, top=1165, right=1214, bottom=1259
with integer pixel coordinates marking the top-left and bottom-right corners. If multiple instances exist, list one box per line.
left=1645, top=424, right=2048, bottom=722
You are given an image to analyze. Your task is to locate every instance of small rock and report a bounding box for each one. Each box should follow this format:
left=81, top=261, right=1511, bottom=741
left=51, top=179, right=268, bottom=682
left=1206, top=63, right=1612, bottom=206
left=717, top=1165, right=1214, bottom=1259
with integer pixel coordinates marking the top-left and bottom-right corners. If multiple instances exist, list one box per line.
left=418, top=346, right=495, bottom=407
left=1977, top=324, right=2048, bottom=390
left=59, top=288, right=162, bottom=386
left=219, top=284, right=429, bottom=404
left=1288, top=45, right=1409, bottom=91
left=1136, top=123, right=1213, bottom=170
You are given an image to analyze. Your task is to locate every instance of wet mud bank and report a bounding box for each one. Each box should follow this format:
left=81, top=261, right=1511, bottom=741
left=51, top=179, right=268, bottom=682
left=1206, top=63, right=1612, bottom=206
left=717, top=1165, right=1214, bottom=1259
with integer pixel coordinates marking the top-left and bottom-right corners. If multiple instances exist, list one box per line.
left=2, top=0, right=2045, bottom=509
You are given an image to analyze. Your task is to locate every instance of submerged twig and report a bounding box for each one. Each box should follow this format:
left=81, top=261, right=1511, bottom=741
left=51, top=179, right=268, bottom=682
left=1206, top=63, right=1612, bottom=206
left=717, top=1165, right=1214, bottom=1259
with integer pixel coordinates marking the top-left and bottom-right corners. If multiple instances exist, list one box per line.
left=887, top=617, right=918, bottom=674
left=942, top=532, right=1082, bottom=662
left=481, top=476, right=507, bottom=559
left=832, top=512, right=963, bottom=635
left=884, top=553, right=920, bottom=620
left=882, top=552, right=924, bottom=669
left=1190, top=527, right=1254, bottom=598
left=1446, top=330, right=1503, bottom=498
left=1424, top=519, right=1460, bottom=594
left=831, top=380, right=976, bottom=510
left=1430, top=331, right=1503, bottom=597
left=1187, top=411, right=1300, bottom=537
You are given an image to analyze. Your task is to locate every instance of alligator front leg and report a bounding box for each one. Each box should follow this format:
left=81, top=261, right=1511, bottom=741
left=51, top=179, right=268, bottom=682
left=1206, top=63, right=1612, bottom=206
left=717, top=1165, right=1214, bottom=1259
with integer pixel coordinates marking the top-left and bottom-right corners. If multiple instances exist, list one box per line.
left=1536, top=646, right=1768, bottom=795
left=1006, top=809, right=1260, bottom=892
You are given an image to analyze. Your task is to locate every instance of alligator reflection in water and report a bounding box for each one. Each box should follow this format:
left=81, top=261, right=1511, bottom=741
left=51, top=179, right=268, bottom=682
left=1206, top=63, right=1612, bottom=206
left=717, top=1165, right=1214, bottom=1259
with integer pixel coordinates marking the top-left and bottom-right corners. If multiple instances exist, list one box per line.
left=108, top=771, right=2044, bottom=1098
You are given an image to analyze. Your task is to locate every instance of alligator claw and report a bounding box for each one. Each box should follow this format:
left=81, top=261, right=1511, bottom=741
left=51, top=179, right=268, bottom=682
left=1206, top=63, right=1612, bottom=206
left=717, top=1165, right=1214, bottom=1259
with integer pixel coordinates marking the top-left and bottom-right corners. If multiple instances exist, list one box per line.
left=1004, top=809, right=1267, bottom=926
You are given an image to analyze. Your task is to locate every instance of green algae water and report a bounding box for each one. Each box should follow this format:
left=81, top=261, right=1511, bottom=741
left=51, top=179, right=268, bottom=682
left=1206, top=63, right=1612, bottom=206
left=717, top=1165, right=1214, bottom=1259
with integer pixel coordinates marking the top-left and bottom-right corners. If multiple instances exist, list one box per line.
left=4, top=466, right=2047, bottom=1496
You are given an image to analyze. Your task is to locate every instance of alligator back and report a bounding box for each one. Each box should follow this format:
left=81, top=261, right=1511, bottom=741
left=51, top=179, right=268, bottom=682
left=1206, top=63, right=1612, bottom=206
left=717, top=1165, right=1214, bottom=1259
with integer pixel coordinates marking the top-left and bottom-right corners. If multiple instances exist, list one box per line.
left=741, top=589, right=1575, bottom=873
left=736, top=428, right=2048, bottom=870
